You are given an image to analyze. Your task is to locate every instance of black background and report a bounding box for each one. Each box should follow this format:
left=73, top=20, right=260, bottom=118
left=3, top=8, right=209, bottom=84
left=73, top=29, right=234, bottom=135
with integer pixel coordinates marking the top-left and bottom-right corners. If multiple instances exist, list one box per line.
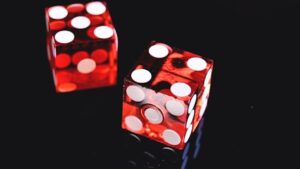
left=3, top=0, right=298, bottom=168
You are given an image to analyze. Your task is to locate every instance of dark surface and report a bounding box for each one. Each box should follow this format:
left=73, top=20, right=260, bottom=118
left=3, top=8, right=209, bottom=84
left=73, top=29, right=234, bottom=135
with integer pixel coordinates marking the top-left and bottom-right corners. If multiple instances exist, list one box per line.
left=121, top=118, right=205, bottom=169
left=3, top=0, right=298, bottom=168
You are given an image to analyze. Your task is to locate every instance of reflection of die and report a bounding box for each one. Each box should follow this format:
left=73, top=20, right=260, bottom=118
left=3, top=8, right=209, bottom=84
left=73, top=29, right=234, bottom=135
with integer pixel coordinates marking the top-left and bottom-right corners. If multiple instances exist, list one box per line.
left=45, top=1, right=118, bottom=92
left=122, top=118, right=205, bottom=169
left=122, top=41, right=213, bottom=149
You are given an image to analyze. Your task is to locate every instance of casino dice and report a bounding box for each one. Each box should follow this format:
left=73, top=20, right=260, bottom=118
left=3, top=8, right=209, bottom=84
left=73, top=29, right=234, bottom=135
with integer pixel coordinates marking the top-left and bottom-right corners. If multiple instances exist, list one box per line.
left=122, top=41, right=213, bottom=149
left=122, top=118, right=205, bottom=169
left=45, top=1, right=118, bottom=92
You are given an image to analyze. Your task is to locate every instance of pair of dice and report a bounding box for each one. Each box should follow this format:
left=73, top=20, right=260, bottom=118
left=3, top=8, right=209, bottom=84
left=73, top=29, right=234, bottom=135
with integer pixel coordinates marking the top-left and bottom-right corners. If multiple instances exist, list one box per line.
left=45, top=1, right=213, bottom=150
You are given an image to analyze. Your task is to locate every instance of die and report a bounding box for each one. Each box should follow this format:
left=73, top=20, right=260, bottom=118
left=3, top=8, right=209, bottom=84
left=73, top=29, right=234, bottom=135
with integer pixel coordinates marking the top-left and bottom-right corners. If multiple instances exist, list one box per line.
left=45, top=1, right=118, bottom=92
left=121, top=41, right=213, bottom=149
left=121, top=118, right=205, bottom=169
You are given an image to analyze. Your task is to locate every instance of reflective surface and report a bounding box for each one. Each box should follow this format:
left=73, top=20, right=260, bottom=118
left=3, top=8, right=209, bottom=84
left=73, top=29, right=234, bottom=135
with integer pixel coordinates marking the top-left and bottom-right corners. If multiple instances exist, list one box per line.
left=121, top=118, right=205, bottom=169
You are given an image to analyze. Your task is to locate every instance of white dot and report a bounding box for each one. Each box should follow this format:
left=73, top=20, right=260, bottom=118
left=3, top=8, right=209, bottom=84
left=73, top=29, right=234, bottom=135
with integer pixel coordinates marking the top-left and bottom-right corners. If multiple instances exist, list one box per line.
left=162, top=129, right=181, bottom=145
left=187, top=57, right=207, bottom=71
left=170, top=83, right=191, bottom=97
left=165, top=100, right=185, bottom=116
left=94, top=26, right=114, bottom=39
left=188, top=94, right=197, bottom=114
left=48, top=6, right=68, bottom=20
left=71, top=16, right=91, bottom=29
left=126, top=85, right=145, bottom=102
left=86, top=1, right=106, bottom=15
left=184, top=125, right=193, bottom=143
left=77, top=58, right=96, bottom=74
left=186, top=109, right=195, bottom=129
left=144, top=108, right=163, bottom=124
left=125, top=116, right=143, bottom=132
left=200, top=99, right=208, bottom=117
left=148, top=44, right=170, bottom=58
left=131, top=69, right=152, bottom=83
left=54, top=30, right=75, bottom=44
left=204, top=69, right=212, bottom=87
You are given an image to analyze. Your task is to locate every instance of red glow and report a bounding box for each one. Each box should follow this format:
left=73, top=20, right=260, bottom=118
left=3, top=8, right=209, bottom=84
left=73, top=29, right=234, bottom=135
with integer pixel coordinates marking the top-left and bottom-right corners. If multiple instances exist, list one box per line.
left=86, top=27, right=97, bottom=39
left=92, top=65, right=110, bottom=75
left=56, top=71, right=72, bottom=83
left=89, top=15, right=104, bottom=26
left=57, top=82, right=77, bottom=92
left=67, top=3, right=84, bottom=13
left=91, top=49, right=108, bottom=64
left=72, top=71, right=89, bottom=83
left=49, top=21, right=66, bottom=31
left=55, top=54, right=71, bottom=68
left=158, top=89, right=173, bottom=97
left=135, top=65, right=144, bottom=69
left=72, top=51, right=89, bottom=65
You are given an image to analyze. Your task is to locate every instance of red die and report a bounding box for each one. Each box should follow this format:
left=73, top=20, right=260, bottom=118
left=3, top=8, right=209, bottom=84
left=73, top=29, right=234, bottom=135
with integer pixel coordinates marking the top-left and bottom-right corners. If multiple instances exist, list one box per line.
left=45, top=1, right=118, bottom=92
left=121, top=42, right=213, bottom=149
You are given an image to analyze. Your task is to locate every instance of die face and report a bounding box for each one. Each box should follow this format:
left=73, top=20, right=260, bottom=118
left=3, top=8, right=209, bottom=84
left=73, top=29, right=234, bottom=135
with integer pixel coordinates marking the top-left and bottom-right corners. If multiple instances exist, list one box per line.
left=122, top=41, right=213, bottom=149
left=121, top=118, right=204, bottom=169
left=123, top=71, right=199, bottom=149
left=192, top=67, right=213, bottom=131
left=162, top=49, right=213, bottom=86
left=122, top=79, right=190, bottom=149
left=131, top=41, right=213, bottom=87
left=45, top=1, right=118, bottom=92
left=54, top=64, right=117, bottom=92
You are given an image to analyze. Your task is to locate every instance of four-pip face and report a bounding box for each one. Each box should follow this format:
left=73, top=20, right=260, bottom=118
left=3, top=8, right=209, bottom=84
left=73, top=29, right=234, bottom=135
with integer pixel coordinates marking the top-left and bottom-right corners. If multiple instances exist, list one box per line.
left=122, top=42, right=213, bottom=149
left=45, top=1, right=118, bottom=92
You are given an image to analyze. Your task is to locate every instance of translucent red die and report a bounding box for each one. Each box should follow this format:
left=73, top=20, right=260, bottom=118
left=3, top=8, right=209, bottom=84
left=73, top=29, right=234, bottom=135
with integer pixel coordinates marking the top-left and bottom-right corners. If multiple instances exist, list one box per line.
left=121, top=42, right=213, bottom=149
left=45, top=1, right=118, bottom=92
